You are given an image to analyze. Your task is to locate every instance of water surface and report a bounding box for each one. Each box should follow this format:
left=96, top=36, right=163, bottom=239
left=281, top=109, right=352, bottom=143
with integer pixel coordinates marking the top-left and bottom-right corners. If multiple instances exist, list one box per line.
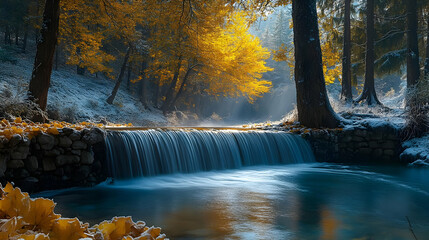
left=36, top=164, right=429, bottom=240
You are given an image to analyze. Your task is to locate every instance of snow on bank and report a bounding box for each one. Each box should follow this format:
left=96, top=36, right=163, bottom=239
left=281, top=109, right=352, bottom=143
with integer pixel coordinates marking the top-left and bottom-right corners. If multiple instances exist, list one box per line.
left=0, top=52, right=166, bottom=126
left=402, top=134, right=429, bottom=167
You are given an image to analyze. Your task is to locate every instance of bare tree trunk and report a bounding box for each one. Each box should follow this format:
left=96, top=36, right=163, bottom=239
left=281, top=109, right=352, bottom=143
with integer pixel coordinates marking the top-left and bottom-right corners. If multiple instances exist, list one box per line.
left=292, top=0, right=340, bottom=128
left=354, top=0, right=381, bottom=106
left=153, top=78, right=160, bottom=108
left=138, top=61, right=148, bottom=108
left=107, top=47, right=132, bottom=104
left=127, top=64, right=132, bottom=90
left=4, top=25, right=10, bottom=45
left=28, top=0, right=61, bottom=111
left=424, top=17, right=429, bottom=77
left=406, top=0, right=420, bottom=89
left=22, top=24, right=28, bottom=53
left=341, top=0, right=353, bottom=102
left=15, top=26, right=19, bottom=45
left=54, top=47, right=59, bottom=70
left=162, top=56, right=182, bottom=113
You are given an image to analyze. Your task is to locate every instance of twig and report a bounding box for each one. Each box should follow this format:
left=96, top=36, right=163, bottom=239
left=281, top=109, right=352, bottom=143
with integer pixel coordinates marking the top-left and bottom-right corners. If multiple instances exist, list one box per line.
left=406, top=216, right=419, bottom=240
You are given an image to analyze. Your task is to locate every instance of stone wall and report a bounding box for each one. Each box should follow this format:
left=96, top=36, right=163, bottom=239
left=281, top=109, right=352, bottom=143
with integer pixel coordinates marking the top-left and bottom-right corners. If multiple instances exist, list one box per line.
left=302, top=124, right=402, bottom=164
left=0, top=127, right=106, bottom=192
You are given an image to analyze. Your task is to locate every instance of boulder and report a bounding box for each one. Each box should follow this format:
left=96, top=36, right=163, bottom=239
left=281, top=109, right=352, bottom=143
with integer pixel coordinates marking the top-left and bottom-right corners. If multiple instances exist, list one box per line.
left=8, top=134, right=22, bottom=147
left=81, top=151, right=94, bottom=165
left=55, top=155, right=80, bottom=166
left=37, top=134, right=55, bottom=150
left=25, top=156, right=39, bottom=172
left=7, top=160, right=25, bottom=169
left=42, top=158, right=56, bottom=171
left=69, top=132, right=81, bottom=141
left=59, top=136, right=73, bottom=148
left=82, top=128, right=105, bottom=145
left=0, top=154, right=7, bottom=177
left=72, top=141, right=87, bottom=150
left=73, top=165, right=91, bottom=182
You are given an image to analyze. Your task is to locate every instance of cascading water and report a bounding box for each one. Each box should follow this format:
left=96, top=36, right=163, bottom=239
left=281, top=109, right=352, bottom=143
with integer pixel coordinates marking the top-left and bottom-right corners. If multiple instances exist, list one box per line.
left=105, top=130, right=315, bottom=179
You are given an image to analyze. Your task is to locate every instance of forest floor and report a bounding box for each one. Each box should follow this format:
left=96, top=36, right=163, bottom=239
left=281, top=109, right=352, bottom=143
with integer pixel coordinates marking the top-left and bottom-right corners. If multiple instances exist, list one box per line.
left=0, top=50, right=167, bottom=126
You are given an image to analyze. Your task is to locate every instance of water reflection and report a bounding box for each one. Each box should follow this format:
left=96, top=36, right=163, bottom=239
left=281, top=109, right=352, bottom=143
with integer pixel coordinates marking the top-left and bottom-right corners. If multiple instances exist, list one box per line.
left=35, top=164, right=429, bottom=239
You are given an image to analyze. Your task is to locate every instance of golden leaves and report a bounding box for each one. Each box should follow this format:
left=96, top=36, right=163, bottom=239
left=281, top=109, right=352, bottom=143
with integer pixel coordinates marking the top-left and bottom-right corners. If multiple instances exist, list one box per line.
left=0, top=183, right=168, bottom=240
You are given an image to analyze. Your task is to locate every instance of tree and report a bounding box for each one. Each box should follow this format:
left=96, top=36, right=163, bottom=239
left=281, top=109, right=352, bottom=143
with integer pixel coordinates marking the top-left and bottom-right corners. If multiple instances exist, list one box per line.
left=425, top=17, right=429, bottom=77
left=355, top=0, right=381, bottom=106
left=292, top=0, right=340, bottom=128
left=406, top=0, right=420, bottom=90
left=28, top=0, right=60, bottom=111
left=107, top=46, right=132, bottom=104
left=341, top=0, right=353, bottom=102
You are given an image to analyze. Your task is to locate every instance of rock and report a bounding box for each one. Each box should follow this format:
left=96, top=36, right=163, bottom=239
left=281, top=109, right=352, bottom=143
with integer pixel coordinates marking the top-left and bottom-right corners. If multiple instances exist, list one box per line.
left=9, top=134, right=22, bottom=147
left=45, top=149, right=61, bottom=157
left=358, top=148, right=372, bottom=155
left=81, top=151, right=94, bottom=165
left=0, top=153, right=7, bottom=177
left=69, top=132, right=81, bottom=141
left=59, top=136, right=73, bottom=148
left=15, top=168, right=30, bottom=179
left=43, top=158, right=56, bottom=171
left=24, top=176, right=39, bottom=183
left=25, top=156, right=39, bottom=172
left=55, top=155, right=80, bottom=166
left=357, top=142, right=368, bottom=148
left=11, top=149, right=28, bottom=160
left=352, top=136, right=364, bottom=142
left=409, top=159, right=429, bottom=168
left=71, top=150, right=81, bottom=155
left=373, top=149, right=383, bottom=157
left=72, top=141, right=87, bottom=150
left=7, top=160, right=25, bottom=169
left=355, top=130, right=367, bottom=137
left=82, top=128, right=105, bottom=145
left=37, top=134, right=55, bottom=150
left=73, top=165, right=91, bottom=181
left=369, top=141, right=379, bottom=148
left=382, top=141, right=397, bottom=149
left=384, top=149, right=395, bottom=156
left=61, top=127, right=75, bottom=135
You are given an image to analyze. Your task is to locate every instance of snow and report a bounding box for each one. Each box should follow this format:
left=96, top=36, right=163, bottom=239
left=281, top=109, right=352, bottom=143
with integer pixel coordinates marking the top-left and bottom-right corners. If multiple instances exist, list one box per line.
left=0, top=52, right=167, bottom=126
left=402, top=134, right=429, bottom=167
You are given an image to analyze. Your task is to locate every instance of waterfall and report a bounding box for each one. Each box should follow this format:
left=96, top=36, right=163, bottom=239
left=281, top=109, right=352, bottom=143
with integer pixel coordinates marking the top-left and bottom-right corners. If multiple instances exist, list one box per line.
left=105, top=130, right=315, bottom=179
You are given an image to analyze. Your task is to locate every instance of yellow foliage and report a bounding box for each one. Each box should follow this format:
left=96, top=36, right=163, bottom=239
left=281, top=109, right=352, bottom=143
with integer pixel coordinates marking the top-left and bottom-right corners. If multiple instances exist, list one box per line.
left=0, top=183, right=168, bottom=240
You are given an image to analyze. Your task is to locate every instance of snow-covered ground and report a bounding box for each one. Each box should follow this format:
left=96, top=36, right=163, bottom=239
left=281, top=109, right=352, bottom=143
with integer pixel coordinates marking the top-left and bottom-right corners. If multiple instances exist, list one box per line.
left=402, top=134, right=429, bottom=167
left=0, top=51, right=166, bottom=126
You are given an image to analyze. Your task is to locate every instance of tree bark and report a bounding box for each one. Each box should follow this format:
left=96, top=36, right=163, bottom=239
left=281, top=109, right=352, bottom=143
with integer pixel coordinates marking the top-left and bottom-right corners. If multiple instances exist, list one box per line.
left=161, top=56, right=182, bottom=113
left=15, top=26, right=19, bottom=45
left=28, top=0, right=61, bottom=111
left=4, top=25, right=10, bottom=45
left=126, top=64, right=132, bottom=90
left=341, top=0, right=353, bottom=102
left=424, top=17, right=429, bottom=77
left=107, top=47, right=132, bottom=104
left=292, top=0, right=340, bottom=128
left=22, top=24, right=28, bottom=53
left=138, top=61, right=148, bottom=108
left=406, top=0, right=420, bottom=89
left=354, top=0, right=381, bottom=106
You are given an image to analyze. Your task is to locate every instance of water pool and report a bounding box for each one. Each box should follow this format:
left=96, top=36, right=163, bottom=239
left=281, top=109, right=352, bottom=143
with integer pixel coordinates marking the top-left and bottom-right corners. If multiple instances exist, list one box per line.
left=35, top=163, right=429, bottom=239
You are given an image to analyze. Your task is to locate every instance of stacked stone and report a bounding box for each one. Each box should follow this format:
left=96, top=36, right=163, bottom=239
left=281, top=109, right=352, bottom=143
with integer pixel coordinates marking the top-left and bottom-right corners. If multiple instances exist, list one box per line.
left=0, top=127, right=105, bottom=192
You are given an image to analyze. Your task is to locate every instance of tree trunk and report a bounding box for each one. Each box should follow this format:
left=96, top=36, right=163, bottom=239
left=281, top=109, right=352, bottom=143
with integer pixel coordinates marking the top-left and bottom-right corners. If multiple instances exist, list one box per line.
left=153, top=78, right=160, bottom=108
left=424, top=17, right=429, bottom=77
left=161, top=56, right=182, bottom=113
left=4, top=25, right=10, bottom=45
left=169, top=67, right=193, bottom=109
left=22, top=24, right=28, bottom=53
left=406, top=0, right=420, bottom=89
left=28, top=0, right=61, bottom=111
left=341, top=0, right=353, bottom=102
left=107, top=47, right=132, bottom=104
left=138, top=61, right=148, bottom=108
left=15, top=26, right=19, bottom=45
left=55, top=47, right=59, bottom=70
left=292, top=0, right=340, bottom=128
left=126, top=64, right=132, bottom=90
left=354, top=0, right=381, bottom=106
